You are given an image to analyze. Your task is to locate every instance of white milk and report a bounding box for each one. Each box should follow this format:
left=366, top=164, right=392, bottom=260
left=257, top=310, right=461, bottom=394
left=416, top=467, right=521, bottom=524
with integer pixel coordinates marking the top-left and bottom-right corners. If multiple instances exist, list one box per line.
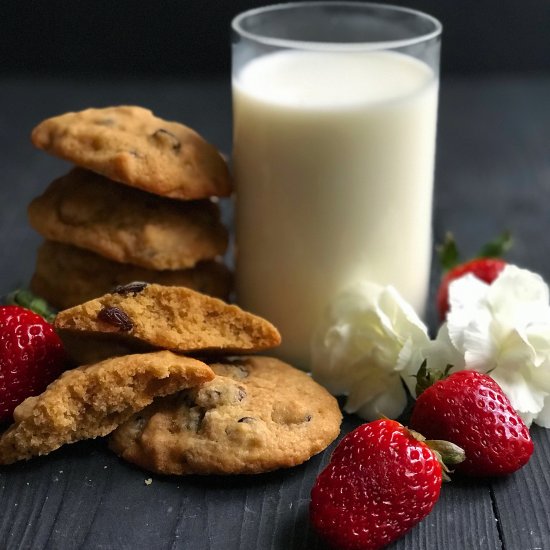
left=233, top=50, right=438, bottom=368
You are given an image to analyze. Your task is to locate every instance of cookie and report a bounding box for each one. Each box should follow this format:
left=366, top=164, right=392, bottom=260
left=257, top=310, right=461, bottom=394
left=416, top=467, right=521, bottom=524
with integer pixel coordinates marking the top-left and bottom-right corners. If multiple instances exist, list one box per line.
left=31, top=106, right=231, bottom=200
left=31, top=241, right=232, bottom=310
left=109, top=356, right=342, bottom=474
left=28, top=169, right=228, bottom=270
left=0, top=351, right=215, bottom=464
left=54, top=284, right=281, bottom=364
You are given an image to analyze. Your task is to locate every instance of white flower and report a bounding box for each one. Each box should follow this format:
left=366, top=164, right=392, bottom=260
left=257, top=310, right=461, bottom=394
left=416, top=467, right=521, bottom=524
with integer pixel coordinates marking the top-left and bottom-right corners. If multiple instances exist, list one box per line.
left=311, top=281, right=430, bottom=420
left=426, top=265, right=550, bottom=427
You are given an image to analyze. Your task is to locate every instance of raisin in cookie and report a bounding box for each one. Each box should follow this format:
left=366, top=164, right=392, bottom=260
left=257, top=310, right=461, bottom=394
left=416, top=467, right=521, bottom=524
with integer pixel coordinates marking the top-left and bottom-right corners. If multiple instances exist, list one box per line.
left=0, top=351, right=215, bottom=464
left=28, top=169, right=228, bottom=270
left=54, top=284, right=281, bottom=364
left=31, top=106, right=231, bottom=200
left=109, top=356, right=342, bottom=474
left=31, top=241, right=232, bottom=310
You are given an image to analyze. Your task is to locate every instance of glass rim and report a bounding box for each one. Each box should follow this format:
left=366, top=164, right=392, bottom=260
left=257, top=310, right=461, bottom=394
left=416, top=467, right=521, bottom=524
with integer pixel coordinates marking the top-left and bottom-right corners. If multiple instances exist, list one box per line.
left=232, top=1, right=442, bottom=51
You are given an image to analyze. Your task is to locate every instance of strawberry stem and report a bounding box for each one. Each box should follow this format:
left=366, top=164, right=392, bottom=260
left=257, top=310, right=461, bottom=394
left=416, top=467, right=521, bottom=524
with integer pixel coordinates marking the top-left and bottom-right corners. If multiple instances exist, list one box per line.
left=415, top=361, right=453, bottom=398
left=426, top=440, right=466, bottom=466
left=3, top=289, right=57, bottom=323
left=407, top=427, right=466, bottom=482
left=426, top=440, right=466, bottom=482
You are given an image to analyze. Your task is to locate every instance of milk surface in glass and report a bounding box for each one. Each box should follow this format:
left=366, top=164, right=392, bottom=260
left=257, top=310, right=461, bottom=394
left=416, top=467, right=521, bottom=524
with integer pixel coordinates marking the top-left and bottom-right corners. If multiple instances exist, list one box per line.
left=233, top=50, right=438, bottom=368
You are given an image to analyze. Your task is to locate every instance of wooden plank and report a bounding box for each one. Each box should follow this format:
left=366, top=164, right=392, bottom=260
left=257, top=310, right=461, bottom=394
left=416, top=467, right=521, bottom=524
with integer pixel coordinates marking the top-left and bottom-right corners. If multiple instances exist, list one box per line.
left=398, top=483, right=501, bottom=550
left=492, top=427, right=550, bottom=550
left=0, top=416, right=502, bottom=550
left=1, top=77, right=550, bottom=549
left=436, top=77, right=550, bottom=550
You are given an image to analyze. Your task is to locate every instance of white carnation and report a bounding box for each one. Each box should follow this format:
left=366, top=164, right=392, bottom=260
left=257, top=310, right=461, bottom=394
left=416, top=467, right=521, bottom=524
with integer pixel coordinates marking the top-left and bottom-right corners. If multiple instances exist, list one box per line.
left=428, top=265, right=550, bottom=427
left=311, top=281, right=429, bottom=420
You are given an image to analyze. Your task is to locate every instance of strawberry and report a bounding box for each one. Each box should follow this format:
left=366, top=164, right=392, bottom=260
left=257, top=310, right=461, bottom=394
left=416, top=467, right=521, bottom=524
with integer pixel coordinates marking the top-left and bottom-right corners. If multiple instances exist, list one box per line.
left=310, top=419, right=464, bottom=550
left=1, top=288, right=57, bottom=322
left=436, top=232, right=511, bottom=321
left=410, top=370, right=534, bottom=477
left=0, top=305, right=66, bottom=423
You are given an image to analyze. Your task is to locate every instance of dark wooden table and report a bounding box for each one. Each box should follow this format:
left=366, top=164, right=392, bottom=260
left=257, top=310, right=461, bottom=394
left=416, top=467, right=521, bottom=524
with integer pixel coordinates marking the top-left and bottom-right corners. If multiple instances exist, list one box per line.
left=0, top=76, right=549, bottom=550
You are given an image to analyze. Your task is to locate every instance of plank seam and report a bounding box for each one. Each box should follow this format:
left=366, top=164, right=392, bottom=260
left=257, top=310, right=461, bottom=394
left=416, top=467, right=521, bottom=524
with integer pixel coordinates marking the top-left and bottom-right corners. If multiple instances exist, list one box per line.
left=489, top=486, right=506, bottom=550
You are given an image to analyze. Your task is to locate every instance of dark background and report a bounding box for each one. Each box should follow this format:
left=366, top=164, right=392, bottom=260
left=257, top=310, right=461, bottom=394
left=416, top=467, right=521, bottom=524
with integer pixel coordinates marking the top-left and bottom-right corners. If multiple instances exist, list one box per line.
left=1, top=3, right=550, bottom=550
left=2, top=0, right=550, bottom=77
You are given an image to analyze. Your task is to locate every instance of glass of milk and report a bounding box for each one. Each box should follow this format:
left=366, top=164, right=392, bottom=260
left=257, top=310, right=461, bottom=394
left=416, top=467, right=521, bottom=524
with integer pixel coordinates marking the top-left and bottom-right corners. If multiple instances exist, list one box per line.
left=232, top=2, right=442, bottom=369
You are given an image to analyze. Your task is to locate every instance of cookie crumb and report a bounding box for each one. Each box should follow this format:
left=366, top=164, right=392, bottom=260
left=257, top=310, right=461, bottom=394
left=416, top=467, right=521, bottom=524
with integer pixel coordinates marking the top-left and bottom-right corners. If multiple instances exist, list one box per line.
left=144, top=478, right=153, bottom=486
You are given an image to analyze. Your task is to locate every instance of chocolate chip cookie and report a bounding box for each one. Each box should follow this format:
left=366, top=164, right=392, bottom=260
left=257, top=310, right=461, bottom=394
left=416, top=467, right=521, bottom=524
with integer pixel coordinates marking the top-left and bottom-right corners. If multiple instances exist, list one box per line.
left=0, top=351, right=215, bottom=464
left=28, top=169, right=228, bottom=270
left=109, top=356, right=342, bottom=474
left=31, top=241, right=232, bottom=310
left=54, top=284, right=281, bottom=364
left=31, top=106, right=232, bottom=200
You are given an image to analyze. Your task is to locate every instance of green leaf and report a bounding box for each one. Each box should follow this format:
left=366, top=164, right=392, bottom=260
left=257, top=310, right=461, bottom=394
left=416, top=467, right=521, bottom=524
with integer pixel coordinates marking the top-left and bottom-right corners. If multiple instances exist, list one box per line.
left=477, top=231, right=513, bottom=258
left=4, top=289, right=57, bottom=323
left=426, top=440, right=466, bottom=481
left=436, top=232, right=460, bottom=272
left=426, top=440, right=466, bottom=466
left=415, top=361, right=454, bottom=398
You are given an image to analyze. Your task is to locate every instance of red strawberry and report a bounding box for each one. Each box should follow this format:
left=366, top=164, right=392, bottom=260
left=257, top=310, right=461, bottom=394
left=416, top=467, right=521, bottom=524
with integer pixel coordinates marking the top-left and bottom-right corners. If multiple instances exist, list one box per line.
left=310, top=419, right=463, bottom=550
left=410, top=370, right=534, bottom=477
left=436, top=232, right=511, bottom=321
left=0, top=305, right=66, bottom=423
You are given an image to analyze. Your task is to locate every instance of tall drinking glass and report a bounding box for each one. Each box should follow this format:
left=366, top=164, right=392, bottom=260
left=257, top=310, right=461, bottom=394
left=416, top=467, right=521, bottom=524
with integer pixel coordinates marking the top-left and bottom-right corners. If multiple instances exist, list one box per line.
left=232, top=2, right=442, bottom=368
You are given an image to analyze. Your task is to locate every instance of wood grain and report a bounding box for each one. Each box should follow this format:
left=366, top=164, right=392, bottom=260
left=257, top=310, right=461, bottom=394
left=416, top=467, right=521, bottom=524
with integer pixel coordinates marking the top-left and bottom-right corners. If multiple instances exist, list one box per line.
left=434, top=77, right=550, bottom=550
left=0, top=76, right=549, bottom=549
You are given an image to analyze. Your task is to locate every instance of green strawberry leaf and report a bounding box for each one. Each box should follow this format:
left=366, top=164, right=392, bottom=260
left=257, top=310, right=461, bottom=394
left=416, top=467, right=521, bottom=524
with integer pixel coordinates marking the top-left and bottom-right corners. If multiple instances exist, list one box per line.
left=477, top=230, right=513, bottom=258
left=436, top=233, right=460, bottom=272
left=425, top=440, right=466, bottom=481
left=415, top=361, right=453, bottom=398
left=3, top=289, right=57, bottom=323
left=406, top=428, right=465, bottom=482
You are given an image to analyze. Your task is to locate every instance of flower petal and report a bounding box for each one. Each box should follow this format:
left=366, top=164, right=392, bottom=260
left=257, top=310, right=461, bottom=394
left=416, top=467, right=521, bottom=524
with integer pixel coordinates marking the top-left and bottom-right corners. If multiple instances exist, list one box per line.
left=397, top=337, right=428, bottom=395
left=534, top=397, right=550, bottom=428
left=447, top=274, right=490, bottom=351
left=488, top=265, right=550, bottom=326
left=310, top=280, right=429, bottom=416
left=490, top=368, right=545, bottom=419
left=423, top=324, right=465, bottom=374
left=379, top=286, right=428, bottom=340
left=346, top=373, right=408, bottom=420
left=344, top=363, right=392, bottom=413
left=442, top=264, right=550, bottom=423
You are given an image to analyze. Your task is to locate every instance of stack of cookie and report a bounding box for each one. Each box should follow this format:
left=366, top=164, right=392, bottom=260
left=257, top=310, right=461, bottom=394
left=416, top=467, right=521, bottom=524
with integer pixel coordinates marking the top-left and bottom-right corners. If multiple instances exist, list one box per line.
left=27, top=106, right=233, bottom=310
left=0, top=284, right=342, bottom=475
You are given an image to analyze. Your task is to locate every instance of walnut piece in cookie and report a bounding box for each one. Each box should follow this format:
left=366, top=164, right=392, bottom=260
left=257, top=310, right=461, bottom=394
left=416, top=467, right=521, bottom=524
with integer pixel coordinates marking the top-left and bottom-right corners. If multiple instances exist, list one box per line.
left=109, top=356, right=342, bottom=475
left=31, top=106, right=232, bottom=200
